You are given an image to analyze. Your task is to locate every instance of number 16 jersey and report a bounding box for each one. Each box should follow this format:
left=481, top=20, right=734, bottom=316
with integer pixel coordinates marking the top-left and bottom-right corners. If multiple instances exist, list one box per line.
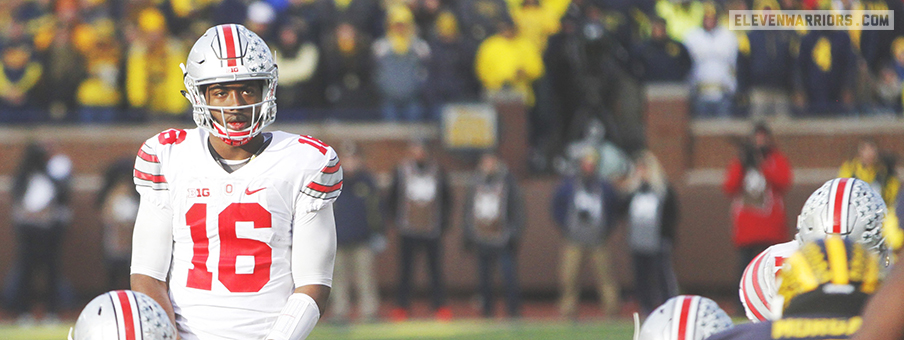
left=133, top=128, right=342, bottom=339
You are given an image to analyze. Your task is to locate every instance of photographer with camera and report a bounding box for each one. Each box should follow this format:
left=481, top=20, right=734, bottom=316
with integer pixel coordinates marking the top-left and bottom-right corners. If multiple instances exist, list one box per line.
left=723, top=123, right=793, bottom=284
left=552, top=147, right=622, bottom=319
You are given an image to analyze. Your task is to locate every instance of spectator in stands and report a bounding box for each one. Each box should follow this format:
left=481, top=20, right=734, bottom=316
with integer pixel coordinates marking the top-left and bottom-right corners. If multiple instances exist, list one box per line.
left=387, top=140, right=453, bottom=322
left=839, top=138, right=901, bottom=245
left=654, top=0, right=704, bottom=42
left=839, top=138, right=900, bottom=209
left=321, top=21, right=378, bottom=115
left=273, top=18, right=324, bottom=112
left=552, top=147, right=621, bottom=319
left=723, top=123, right=793, bottom=283
left=874, top=37, right=904, bottom=114
left=373, top=5, right=431, bottom=122
left=794, top=30, right=857, bottom=116
left=474, top=19, right=544, bottom=108
left=409, top=0, right=445, bottom=39
left=125, top=8, right=188, bottom=121
left=330, top=143, right=385, bottom=323
left=0, top=36, right=44, bottom=124
left=96, top=158, right=138, bottom=291
left=510, top=0, right=564, bottom=53
left=211, top=0, right=248, bottom=27
left=625, top=150, right=680, bottom=316
left=7, top=141, right=72, bottom=325
left=318, top=0, right=385, bottom=40
left=245, top=1, right=278, bottom=42
left=454, top=0, right=511, bottom=42
left=462, top=152, right=525, bottom=318
left=736, top=1, right=795, bottom=119
left=424, top=11, right=480, bottom=119
left=684, top=2, right=737, bottom=118
left=34, top=5, right=85, bottom=122
left=630, top=16, right=692, bottom=83
left=73, top=20, right=122, bottom=123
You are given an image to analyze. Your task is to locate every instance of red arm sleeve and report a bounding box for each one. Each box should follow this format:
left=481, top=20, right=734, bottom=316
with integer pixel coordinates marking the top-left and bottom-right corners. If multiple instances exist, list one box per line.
left=723, top=159, right=745, bottom=196
left=761, top=151, right=793, bottom=193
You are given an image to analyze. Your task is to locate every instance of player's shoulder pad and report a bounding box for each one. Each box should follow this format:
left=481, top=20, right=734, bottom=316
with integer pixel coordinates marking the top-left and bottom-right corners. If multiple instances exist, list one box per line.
left=281, top=133, right=343, bottom=203
left=135, top=128, right=190, bottom=190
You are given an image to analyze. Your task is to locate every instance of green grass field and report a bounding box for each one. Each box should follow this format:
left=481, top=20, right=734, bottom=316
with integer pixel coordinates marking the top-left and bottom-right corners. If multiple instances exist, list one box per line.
left=0, top=319, right=635, bottom=340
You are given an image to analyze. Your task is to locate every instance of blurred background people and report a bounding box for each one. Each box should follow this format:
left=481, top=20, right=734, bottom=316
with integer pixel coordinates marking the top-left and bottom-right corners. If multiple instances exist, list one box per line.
left=124, top=8, right=187, bottom=121
left=735, top=1, right=795, bottom=119
left=424, top=11, right=480, bottom=120
left=0, top=37, right=44, bottom=123
left=625, top=150, right=679, bottom=316
left=321, top=21, right=377, bottom=116
left=373, top=5, right=430, bottom=122
left=629, top=16, right=692, bottom=83
left=552, top=147, right=621, bottom=319
left=387, top=140, right=452, bottom=321
left=272, top=18, right=324, bottom=113
left=461, top=152, right=525, bottom=319
left=723, top=123, right=793, bottom=283
left=330, top=143, right=385, bottom=323
left=95, top=158, right=138, bottom=291
left=684, top=3, right=737, bottom=118
left=6, top=141, right=72, bottom=325
left=794, top=30, right=857, bottom=116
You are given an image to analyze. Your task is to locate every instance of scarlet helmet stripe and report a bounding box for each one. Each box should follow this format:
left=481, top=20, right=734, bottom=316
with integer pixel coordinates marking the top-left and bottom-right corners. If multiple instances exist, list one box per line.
left=740, top=252, right=768, bottom=321
left=671, top=295, right=699, bottom=340
left=828, top=178, right=853, bottom=234
left=114, top=290, right=138, bottom=340
left=221, top=24, right=238, bottom=67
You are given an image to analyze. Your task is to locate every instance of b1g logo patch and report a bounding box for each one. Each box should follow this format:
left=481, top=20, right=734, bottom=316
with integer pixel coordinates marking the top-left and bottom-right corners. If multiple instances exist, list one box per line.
left=188, top=188, right=211, bottom=198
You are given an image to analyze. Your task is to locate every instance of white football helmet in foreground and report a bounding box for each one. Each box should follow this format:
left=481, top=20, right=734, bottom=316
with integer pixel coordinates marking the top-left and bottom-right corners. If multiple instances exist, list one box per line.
left=69, top=290, right=176, bottom=340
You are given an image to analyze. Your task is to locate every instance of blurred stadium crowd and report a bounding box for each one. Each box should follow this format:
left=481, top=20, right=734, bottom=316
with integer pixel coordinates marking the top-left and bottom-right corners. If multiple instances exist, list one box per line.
left=2, top=0, right=903, bottom=163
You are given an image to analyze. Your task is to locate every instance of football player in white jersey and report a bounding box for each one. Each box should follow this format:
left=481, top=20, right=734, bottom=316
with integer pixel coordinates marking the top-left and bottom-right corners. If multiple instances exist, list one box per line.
left=739, top=177, right=887, bottom=322
left=130, top=24, right=342, bottom=340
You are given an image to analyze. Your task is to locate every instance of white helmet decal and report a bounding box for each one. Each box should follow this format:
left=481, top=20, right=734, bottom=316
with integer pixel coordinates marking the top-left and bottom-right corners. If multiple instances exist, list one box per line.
left=69, top=290, right=176, bottom=340
left=182, top=23, right=278, bottom=146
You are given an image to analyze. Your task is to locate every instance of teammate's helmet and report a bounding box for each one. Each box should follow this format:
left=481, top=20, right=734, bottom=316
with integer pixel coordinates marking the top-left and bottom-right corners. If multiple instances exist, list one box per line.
left=774, top=236, right=881, bottom=318
left=182, top=23, right=277, bottom=146
left=796, top=178, right=886, bottom=252
left=68, top=290, right=176, bottom=340
left=636, top=295, right=734, bottom=340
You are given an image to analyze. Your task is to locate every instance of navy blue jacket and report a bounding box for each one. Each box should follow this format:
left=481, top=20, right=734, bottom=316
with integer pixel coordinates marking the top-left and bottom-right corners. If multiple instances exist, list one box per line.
left=333, top=170, right=384, bottom=245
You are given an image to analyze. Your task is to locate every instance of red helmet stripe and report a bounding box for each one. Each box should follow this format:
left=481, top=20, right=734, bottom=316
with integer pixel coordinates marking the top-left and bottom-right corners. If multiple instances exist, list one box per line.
left=741, top=252, right=769, bottom=321
left=222, top=24, right=238, bottom=67
left=677, top=296, right=694, bottom=340
left=831, top=178, right=851, bottom=234
left=115, top=290, right=137, bottom=340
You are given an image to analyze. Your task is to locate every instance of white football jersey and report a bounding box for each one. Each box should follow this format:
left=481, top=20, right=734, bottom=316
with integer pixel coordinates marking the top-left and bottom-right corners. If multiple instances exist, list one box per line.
left=738, top=240, right=798, bottom=322
left=133, top=128, right=341, bottom=339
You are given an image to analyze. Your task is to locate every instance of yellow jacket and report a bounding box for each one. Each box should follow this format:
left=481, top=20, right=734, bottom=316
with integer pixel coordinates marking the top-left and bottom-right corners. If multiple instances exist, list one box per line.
left=838, top=160, right=900, bottom=206
left=655, top=0, right=704, bottom=42
left=510, top=3, right=562, bottom=52
left=126, top=40, right=188, bottom=116
left=475, top=34, right=544, bottom=106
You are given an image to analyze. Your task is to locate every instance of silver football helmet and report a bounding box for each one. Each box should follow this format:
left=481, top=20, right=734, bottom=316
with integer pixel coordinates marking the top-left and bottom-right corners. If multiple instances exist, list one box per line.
left=68, top=290, right=176, bottom=340
left=182, top=23, right=278, bottom=146
left=796, top=178, right=886, bottom=252
left=635, top=295, right=734, bottom=340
